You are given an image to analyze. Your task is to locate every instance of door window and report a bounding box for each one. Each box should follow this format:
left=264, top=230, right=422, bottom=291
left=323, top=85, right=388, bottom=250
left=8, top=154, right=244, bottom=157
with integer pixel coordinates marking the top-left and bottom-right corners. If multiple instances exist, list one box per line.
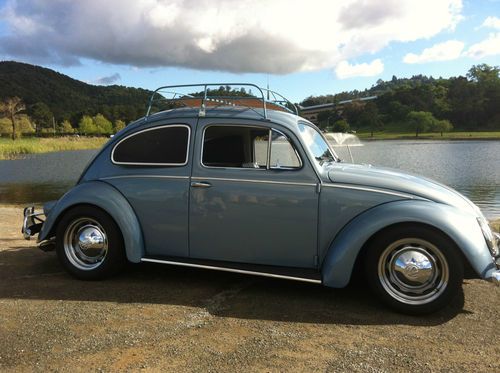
left=202, top=125, right=301, bottom=170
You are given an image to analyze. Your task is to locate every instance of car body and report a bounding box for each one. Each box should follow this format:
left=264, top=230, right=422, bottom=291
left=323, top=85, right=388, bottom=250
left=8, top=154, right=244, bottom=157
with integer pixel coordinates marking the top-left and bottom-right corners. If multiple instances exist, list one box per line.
left=22, top=84, right=500, bottom=314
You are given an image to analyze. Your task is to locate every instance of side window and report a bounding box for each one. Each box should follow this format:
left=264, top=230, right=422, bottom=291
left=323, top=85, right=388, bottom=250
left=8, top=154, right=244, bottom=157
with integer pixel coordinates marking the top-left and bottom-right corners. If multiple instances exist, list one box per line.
left=203, top=126, right=268, bottom=168
left=112, top=125, right=190, bottom=165
left=203, top=125, right=301, bottom=170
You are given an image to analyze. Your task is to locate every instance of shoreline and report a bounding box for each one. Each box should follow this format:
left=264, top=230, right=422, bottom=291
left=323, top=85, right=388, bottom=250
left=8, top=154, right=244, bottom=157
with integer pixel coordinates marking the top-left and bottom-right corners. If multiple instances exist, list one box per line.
left=356, top=132, right=500, bottom=141
left=0, top=137, right=107, bottom=160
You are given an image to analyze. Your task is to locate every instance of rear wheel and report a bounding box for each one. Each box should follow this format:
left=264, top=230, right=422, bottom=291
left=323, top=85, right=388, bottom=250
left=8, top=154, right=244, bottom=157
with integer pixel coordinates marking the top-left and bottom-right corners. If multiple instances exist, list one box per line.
left=364, top=226, right=463, bottom=314
left=56, top=206, right=125, bottom=280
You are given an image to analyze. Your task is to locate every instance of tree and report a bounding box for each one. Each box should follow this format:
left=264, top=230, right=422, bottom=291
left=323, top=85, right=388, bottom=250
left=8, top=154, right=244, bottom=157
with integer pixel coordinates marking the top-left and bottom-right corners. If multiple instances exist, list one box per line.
left=113, top=119, right=125, bottom=133
left=332, top=119, right=350, bottom=133
left=431, top=119, right=453, bottom=136
left=316, top=110, right=335, bottom=130
left=78, top=115, right=96, bottom=135
left=467, top=64, right=500, bottom=84
left=407, top=111, right=436, bottom=137
left=60, top=120, right=75, bottom=134
left=93, top=113, right=113, bottom=135
left=0, top=97, right=25, bottom=140
left=30, top=102, right=53, bottom=134
left=357, top=102, right=383, bottom=137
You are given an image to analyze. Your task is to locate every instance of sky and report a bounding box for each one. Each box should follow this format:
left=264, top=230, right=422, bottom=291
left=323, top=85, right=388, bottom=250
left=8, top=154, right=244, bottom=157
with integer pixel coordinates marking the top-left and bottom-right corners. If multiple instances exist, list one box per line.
left=0, top=0, right=499, bottom=103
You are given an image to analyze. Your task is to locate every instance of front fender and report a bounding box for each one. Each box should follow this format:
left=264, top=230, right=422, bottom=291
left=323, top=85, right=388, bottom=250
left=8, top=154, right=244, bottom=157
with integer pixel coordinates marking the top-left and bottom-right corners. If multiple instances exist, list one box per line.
left=321, top=200, right=494, bottom=288
left=39, top=181, right=144, bottom=263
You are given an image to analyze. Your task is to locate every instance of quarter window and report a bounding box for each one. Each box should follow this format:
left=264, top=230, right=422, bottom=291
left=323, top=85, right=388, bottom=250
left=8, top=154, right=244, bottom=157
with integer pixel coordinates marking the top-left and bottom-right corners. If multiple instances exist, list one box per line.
left=112, top=125, right=190, bottom=165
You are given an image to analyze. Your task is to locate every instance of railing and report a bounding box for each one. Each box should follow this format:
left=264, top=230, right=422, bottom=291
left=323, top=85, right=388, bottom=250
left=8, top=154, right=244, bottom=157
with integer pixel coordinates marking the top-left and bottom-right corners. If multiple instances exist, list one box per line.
left=145, top=83, right=298, bottom=120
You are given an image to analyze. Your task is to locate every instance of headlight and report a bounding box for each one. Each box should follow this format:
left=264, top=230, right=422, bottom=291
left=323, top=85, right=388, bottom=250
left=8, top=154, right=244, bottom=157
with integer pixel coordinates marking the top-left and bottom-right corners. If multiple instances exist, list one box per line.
left=477, top=217, right=499, bottom=257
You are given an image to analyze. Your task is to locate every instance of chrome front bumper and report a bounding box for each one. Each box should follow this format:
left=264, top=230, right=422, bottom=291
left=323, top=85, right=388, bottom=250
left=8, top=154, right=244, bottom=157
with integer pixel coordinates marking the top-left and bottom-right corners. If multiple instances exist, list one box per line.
left=488, top=270, right=500, bottom=285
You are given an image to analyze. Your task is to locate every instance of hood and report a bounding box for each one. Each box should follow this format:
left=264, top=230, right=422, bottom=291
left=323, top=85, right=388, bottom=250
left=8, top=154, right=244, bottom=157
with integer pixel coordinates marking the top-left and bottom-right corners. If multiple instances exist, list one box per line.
left=327, top=163, right=482, bottom=217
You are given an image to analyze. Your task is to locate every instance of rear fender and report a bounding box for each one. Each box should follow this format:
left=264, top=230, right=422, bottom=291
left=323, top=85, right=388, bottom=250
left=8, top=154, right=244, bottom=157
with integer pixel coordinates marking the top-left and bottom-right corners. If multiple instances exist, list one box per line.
left=39, top=181, right=144, bottom=263
left=321, top=200, right=494, bottom=288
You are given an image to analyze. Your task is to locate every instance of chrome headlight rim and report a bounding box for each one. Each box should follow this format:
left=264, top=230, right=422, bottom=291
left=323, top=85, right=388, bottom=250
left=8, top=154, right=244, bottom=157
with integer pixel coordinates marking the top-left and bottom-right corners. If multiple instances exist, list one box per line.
left=477, top=217, right=499, bottom=257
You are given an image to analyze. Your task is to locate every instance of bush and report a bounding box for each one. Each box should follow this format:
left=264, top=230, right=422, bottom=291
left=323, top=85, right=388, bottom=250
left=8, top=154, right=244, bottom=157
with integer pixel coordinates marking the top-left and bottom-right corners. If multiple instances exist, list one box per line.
left=332, top=119, right=350, bottom=133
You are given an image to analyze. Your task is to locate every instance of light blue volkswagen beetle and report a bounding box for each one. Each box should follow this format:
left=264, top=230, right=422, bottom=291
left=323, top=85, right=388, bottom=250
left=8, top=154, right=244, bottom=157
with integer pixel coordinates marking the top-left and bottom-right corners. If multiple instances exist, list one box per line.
left=22, top=84, right=500, bottom=314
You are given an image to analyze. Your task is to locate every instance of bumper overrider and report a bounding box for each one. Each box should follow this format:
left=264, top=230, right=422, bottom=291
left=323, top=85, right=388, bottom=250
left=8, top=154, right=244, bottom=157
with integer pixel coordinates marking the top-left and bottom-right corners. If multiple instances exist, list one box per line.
left=477, top=216, right=500, bottom=286
left=488, top=231, right=500, bottom=285
left=21, top=206, right=55, bottom=251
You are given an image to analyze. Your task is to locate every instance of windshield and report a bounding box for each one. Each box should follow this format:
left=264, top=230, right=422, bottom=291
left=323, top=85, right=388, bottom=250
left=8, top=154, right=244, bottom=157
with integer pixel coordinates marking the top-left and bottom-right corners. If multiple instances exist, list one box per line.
left=297, top=123, right=337, bottom=166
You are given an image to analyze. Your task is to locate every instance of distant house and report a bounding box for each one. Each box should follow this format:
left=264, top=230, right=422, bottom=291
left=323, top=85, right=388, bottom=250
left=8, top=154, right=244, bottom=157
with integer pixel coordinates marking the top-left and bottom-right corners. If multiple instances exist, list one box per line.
left=299, top=96, right=377, bottom=124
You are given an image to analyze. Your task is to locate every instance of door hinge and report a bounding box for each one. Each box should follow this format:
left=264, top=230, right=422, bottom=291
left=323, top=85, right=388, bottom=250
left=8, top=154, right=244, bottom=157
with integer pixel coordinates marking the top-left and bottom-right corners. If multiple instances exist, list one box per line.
left=316, top=183, right=321, bottom=194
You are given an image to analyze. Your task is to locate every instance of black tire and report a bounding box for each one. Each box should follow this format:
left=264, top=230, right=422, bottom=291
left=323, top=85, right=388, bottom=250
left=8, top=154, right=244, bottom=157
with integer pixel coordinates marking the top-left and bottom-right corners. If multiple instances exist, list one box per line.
left=364, top=225, right=464, bottom=315
left=56, top=205, right=126, bottom=280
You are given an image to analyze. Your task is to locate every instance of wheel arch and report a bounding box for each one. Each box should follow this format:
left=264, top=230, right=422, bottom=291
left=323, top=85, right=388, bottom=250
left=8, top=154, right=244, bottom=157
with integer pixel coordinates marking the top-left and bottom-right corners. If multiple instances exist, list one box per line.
left=352, top=221, right=475, bottom=280
left=321, top=200, right=494, bottom=288
left=39, top=181, right=144, bottom=263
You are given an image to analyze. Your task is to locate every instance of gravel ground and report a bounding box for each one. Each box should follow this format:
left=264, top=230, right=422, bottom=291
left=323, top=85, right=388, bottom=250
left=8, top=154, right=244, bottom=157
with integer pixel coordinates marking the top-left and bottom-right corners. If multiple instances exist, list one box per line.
left=1, top=205, right=499, bottom=372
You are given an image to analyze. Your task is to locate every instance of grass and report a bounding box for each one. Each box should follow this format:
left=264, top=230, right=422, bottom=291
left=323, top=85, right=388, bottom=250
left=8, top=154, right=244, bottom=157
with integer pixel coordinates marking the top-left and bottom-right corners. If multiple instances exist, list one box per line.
left=357, top=131, right=500, bottom=140
left=0, top=137, right=108, bottom=160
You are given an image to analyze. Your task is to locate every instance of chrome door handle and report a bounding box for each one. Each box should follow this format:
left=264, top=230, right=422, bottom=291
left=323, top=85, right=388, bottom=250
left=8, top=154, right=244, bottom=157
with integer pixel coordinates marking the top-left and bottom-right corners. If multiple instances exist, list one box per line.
left=191, top=181, right=212, bottom=188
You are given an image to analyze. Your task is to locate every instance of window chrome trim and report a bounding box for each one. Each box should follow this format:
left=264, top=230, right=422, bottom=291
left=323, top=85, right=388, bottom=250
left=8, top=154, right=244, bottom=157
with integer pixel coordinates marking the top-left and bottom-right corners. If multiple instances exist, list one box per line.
left=111, top=124, right=191, bottom=166
left=191, top=176, right=316, bottom=187
left=141, top=258, right=322, bottom=284
left=322, top=183, right=419, bottom=199
left=200, top=123, right=303, bottom=171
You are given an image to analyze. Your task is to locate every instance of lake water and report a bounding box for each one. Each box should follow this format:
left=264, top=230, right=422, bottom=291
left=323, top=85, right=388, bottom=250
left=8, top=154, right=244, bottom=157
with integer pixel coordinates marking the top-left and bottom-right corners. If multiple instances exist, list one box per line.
left=0, top=140, right=499, bottom=219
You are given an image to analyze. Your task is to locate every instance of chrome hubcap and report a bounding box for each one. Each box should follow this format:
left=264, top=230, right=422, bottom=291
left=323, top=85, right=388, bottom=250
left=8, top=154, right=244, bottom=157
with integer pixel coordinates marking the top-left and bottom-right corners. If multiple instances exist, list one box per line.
left=378, top=238, right=449, bottom=305
left=63, top=218, right=108, bottom=270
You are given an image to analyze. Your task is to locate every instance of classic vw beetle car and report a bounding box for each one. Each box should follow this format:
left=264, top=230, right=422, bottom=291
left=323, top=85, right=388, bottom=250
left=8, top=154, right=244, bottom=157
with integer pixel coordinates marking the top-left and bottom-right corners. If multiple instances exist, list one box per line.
left=22, top=83, right=499, bottom=314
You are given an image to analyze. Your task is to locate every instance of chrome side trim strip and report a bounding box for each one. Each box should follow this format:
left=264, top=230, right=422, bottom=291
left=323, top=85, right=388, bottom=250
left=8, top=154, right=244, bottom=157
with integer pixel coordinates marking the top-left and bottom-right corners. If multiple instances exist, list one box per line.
left=190, top=176, right=316, bottom=187
left=323, top=183, right=417, bottom=199
left=141, top=258, right=322, bottom=284
left=100, top=175, right=190, bottom=181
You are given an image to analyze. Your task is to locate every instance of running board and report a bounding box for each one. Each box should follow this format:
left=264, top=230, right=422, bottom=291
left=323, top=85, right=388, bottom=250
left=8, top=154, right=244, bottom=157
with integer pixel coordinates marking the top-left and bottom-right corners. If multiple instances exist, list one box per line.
left=141, top=257, right=322, bottom=284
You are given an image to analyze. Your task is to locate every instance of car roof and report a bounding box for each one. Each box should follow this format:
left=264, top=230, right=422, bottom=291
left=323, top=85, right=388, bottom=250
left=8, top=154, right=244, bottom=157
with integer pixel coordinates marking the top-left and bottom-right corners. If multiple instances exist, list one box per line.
left=122, top=106, right=312, bottom=135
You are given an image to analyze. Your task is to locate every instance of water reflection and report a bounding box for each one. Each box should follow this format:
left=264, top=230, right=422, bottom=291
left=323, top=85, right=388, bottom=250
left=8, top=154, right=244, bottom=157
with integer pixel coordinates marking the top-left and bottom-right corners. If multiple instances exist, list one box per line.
left=0, top=182, right=74, bottom=204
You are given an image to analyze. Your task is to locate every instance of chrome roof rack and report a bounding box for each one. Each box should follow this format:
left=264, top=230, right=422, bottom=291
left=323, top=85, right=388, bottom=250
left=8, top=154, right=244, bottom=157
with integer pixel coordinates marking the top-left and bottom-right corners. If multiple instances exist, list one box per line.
left=145, top=83, right=298, bottom=120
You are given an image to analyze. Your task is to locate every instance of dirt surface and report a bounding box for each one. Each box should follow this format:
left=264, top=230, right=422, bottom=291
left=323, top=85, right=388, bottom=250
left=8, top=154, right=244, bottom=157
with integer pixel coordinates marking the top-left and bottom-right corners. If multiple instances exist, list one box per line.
left=1, top=205, right=499, bottom=372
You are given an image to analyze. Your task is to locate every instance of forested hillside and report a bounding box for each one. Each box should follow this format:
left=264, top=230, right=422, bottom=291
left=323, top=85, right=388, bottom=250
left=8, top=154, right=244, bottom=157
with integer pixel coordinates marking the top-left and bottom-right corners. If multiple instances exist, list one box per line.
left=0, top=61, right=151, bottom=127
left=301, top=64, right=500, bottom=133
left=1, top=61, right=499, bottom=136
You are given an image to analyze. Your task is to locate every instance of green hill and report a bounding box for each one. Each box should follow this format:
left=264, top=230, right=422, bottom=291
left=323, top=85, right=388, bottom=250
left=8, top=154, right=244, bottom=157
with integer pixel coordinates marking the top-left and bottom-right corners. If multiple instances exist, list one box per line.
left=0, top=61, right=152, bottom=125
left=300, top=64, right=500, bottom=132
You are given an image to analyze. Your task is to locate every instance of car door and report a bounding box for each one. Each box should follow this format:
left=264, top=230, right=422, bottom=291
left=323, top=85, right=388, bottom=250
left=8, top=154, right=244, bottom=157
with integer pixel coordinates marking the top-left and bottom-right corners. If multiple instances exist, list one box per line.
left=189, top=118, right=320, bottom=268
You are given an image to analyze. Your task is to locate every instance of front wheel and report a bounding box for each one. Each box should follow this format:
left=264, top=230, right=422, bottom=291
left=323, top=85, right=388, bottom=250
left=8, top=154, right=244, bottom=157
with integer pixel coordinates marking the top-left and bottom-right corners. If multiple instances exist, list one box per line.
left=56, top=206, right=125, bottom=280
left=364, top=226, right=464, bottom=314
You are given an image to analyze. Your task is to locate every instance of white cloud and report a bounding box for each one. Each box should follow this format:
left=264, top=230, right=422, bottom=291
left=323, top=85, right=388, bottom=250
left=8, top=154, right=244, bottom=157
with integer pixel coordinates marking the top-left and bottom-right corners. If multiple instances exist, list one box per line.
left=335, top=59, right=384, bottom=79
left=403, top=40, right=464, bottom=64
left=464, top=33, right=500, bottom=58
left=481, top=16, right=500, bottom=30
left=0, top=0, right=464, bottom=73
